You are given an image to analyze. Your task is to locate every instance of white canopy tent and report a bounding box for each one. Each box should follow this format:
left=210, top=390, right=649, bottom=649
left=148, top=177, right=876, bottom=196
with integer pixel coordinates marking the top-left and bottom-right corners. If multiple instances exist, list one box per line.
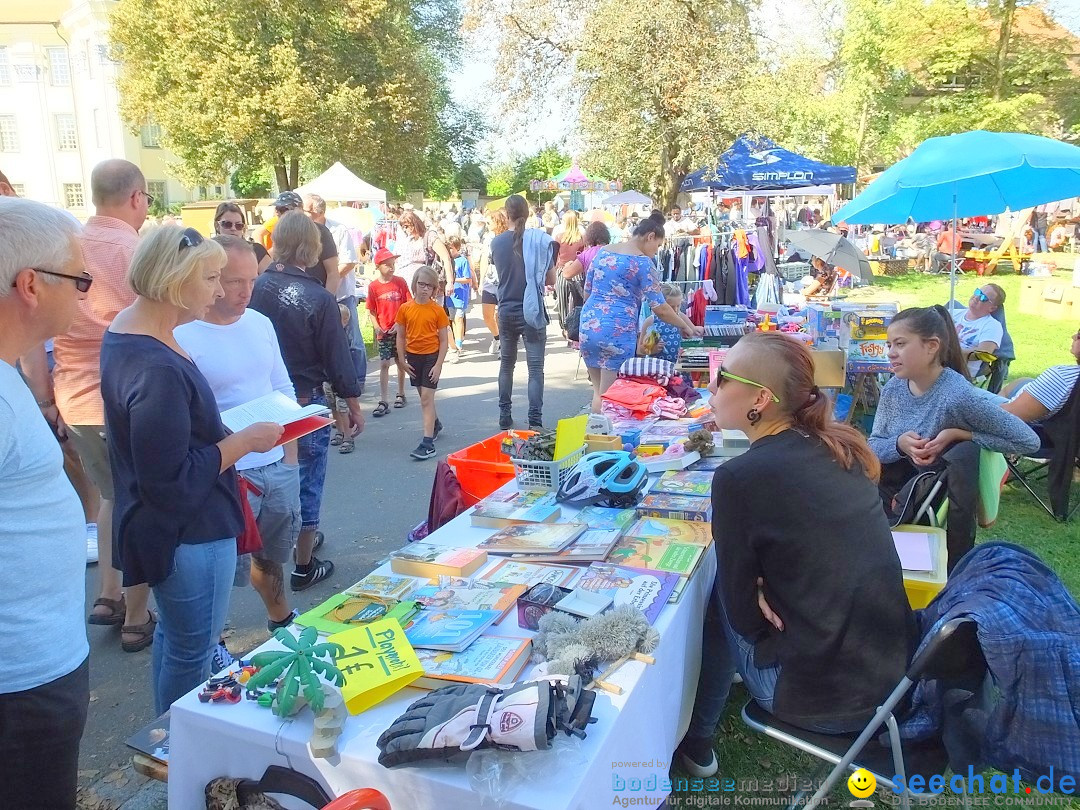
left=294, top=162, right=386, bottom=202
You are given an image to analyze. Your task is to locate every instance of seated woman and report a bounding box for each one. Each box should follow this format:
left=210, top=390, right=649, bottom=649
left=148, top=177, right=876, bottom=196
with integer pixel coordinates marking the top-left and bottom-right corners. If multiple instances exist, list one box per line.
left=999, top=326, right=1080, bottom=424
left=801, top=256, right=836, bottom=297
left=678, top=332, right=917, bottom=777
left=869, top=306, right=1039, bottom=572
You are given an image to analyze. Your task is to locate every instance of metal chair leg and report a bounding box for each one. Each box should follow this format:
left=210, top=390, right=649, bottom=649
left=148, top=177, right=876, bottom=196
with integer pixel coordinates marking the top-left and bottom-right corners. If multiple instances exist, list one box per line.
left=885, top=713, right=909, bottom=810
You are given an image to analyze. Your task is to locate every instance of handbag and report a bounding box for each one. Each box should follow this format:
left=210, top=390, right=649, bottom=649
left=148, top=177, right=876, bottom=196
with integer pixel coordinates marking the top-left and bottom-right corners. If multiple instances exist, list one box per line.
left=235, top=475, right=264, bottom=555
left=565, top=305, right=582, bottom=341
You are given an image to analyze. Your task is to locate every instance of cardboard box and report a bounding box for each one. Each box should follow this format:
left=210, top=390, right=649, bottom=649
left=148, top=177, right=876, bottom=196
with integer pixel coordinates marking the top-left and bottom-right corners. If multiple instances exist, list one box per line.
left=1020, top=277, right=1078, bottom=321
left=810, top=349, right=846, bottom=388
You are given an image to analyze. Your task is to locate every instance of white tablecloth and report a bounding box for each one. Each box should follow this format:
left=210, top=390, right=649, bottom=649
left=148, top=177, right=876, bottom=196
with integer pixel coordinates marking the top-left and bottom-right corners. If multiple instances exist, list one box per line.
left=169, top=488, right=716, bottom=809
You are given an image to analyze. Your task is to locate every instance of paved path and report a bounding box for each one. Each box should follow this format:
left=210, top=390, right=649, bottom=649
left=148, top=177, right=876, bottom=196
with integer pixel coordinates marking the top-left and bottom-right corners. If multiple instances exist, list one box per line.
left=76, top=316, right=591, bottom=808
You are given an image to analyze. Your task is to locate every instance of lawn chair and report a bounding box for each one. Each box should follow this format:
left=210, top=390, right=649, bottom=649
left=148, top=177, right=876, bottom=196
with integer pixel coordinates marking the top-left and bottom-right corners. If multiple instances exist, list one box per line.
left=741, top=617, right=985, bottom=810
left=1005, top=377, right=1080, bottom=521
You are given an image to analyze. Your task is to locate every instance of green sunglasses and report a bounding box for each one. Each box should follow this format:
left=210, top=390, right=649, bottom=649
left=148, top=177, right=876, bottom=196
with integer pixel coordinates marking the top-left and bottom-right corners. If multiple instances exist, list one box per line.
left=717, top=365, right=780, bottom=403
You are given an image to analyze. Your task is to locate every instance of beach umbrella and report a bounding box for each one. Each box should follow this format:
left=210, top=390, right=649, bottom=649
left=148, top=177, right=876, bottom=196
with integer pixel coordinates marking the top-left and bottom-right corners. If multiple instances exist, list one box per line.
left=785, top=230, right=873, bottom=285
left=832, top=130, right=1080, bottom=302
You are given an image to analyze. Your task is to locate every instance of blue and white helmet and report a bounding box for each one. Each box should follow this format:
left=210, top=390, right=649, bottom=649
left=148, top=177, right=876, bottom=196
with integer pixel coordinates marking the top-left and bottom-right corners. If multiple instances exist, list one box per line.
left=557, top=451, right=648, bottom=508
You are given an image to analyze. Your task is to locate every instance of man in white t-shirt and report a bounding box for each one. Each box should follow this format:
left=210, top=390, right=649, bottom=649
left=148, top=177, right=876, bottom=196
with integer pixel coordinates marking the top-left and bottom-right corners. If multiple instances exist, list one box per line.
left=0, top=197, right=90, bottom=808
left=951, top=283, right=1005, bottom=378
left=665, top=205, right=699, bottom=237
left=174, top=236, right=304, bottom=649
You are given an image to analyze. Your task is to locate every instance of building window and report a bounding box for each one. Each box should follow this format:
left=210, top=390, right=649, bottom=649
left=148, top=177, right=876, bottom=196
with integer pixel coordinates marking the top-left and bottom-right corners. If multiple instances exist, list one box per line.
left=141, top=121, right=161, bottom=148
left=0, top=116, right=18, bottom=152
left=148, top=181, right=167, bottom=206
left=47, top=48, right=70, bottom=87
left=0, top=48, right=10, bottom=86
left=63, top=183, right=84, bottom=209
left=11, top=183, right=24, bottom=196
left=56, top=114, right=77, bottom=151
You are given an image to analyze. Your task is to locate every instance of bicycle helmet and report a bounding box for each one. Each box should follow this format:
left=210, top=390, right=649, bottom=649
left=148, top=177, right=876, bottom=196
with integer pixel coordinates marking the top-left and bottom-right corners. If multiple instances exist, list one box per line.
left=557, top=451, right=648, bottom=509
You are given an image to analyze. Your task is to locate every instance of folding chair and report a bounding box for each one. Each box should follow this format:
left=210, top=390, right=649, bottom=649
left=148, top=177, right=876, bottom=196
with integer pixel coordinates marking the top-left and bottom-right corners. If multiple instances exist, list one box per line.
left=1005, top=379, right=1080, bottom=521
left=741, top=618, right=986, bottom=810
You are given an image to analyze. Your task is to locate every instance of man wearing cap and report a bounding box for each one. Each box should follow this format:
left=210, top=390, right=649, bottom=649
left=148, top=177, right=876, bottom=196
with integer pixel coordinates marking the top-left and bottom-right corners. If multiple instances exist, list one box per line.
left=259, top=192, right=340, bottom=292
left=366, top=248, right=411, bottom=416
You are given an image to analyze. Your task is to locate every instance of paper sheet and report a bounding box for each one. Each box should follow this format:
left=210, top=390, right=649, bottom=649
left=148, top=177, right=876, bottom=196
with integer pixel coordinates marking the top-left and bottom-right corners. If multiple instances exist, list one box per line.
left=220, top=391, right=330, bottom=433
left=892, top=531, right=934, bottom=572
left=554, top=414, right=588, bottom=461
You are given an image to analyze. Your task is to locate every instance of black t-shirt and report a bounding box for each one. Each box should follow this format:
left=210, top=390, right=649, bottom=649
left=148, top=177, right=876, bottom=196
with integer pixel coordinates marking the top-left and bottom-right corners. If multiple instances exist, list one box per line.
left=711, top=429, right=916, bottom=732
left=251, top=241, right=268, bottom=263
left=490, top=231, right=526, bottom=307
left=304, top=223, right=338, bottom=286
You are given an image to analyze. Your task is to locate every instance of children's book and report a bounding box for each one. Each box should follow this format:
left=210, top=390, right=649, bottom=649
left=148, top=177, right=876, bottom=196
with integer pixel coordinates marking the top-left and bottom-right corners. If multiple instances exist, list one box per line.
left=411, top=582, right=527, bottom=619
left=606, top=534, right=706, bottom=576
left=575, top=563, right=679, bottom=624
left=126, top=711, right=170, bottom=764
left=688, top=456, right=727, bottom=472
left=389, top=544, right=488, bottom=578
left=295, top=593, right=422, bottom=635
left=345, top=573, right=419, bottom=602
left=411, top=636, right=532, bottom=689
left=470, top=490, right=562, bottom=528
left=623, top=517, right=712, bottom=546
left=403, top=609, right=501, bottom=652
left=478, top=558, right=580, bottom=587
left=636, top=493, right=712, bottom=523
left=667, top=576, right=689, bottom=604
left=572, top=505, right=637, bottom=531
left=653, top=470, right=714, bottom=497
left=477, top=522, right=586, bottom=555
left=522, top=529, right=622, bottom=563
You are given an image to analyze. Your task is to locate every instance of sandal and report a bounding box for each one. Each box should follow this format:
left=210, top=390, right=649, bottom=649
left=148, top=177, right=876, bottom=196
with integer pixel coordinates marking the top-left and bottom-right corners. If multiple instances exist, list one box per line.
left=88, top=596, right=126, bottom=626
left=338, top=438, right=355, bottom=454
left=393, top=393, right=407, bottom=408
left=121, top=609, right=157, bottom=653
left=330, top=429, right=344, bottom=446
left=373, top=401, right=390, bottom=417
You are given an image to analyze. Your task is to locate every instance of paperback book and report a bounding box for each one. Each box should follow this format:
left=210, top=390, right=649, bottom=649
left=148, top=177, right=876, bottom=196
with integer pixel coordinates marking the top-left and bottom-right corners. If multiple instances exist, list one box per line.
left=606, top=534, right=706, bottom=576
left=623, top=517, right=712, bottom=546
left=478, top=558, right=580, bottom=587
left=575, top=562, right=679, bottom=624
left=688, top=456, right=727, bottom=472
left=522, top=529, right=622, bottom=563
left=653, top=470, right=714, bottom=497
left=295, top=593, right=421, bottom=635
left=572, top=505, right=637, bottom=531
left=344, top=573, right=419, bottom=602
left=636, top=493, right=712, bottom=523
left=477, top=522, right=586, bottom=555
left=412, top=636, right=533, bottom=689
left=470, top=491, right=562, bottom=528
left=411, top=582, right=527, bottom=619
left=403, top=609, right=502, bottom=652
left=389, top=544, right=488, bottom=578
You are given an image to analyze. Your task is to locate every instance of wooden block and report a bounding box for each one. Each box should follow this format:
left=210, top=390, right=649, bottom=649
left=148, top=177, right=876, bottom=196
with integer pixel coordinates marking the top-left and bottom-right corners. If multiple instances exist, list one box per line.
left=132, top=753, right=169, bottom=783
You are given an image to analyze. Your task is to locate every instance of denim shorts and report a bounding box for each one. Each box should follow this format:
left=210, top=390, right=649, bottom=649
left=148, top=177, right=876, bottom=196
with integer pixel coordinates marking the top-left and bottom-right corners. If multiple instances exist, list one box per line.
left=296, top=394, right=332, bottom=530
left=234, top=459, right=301, bottom=585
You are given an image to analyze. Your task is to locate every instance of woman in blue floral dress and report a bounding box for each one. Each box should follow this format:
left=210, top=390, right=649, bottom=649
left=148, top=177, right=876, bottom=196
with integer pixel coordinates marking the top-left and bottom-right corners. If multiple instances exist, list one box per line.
left=580, top=210, right=702, bottom=412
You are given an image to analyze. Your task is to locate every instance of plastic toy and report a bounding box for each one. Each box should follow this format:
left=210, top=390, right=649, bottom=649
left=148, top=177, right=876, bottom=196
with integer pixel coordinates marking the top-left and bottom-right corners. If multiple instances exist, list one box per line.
left=246, top=627, right=345, bottom=717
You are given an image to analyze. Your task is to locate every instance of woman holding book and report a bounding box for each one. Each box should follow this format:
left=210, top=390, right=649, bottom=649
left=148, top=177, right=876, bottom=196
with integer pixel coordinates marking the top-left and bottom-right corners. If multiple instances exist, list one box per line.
left=677, top=332, right=916, bottom=778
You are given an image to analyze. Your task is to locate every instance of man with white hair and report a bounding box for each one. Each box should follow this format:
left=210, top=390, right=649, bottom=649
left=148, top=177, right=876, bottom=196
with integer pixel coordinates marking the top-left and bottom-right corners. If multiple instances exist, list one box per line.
left=0, top=197, right=91, bottom=809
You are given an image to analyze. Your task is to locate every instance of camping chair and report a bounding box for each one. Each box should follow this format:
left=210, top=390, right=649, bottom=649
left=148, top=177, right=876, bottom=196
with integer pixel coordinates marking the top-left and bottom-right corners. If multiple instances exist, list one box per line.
left=1005, top=378, right=1080, bottom=521
left=741, top=618, right=986, bottom=810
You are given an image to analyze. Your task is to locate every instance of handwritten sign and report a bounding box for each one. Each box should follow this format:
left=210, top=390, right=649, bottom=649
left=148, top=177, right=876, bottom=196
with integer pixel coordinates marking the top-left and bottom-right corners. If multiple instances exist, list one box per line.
left=328, top=618, right=423, bottom=715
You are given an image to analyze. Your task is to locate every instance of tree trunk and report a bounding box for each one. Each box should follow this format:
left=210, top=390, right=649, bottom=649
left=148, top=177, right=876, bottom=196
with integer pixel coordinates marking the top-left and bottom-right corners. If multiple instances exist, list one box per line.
left=289, top=157, right=300, bottom=190
left=273, top=159, right=290, bottom=193
left=658, top=140, right=681, bottom=210
left=993, top=0, right=1016, bottom=101
left=854, top=97, right=871, bottom=176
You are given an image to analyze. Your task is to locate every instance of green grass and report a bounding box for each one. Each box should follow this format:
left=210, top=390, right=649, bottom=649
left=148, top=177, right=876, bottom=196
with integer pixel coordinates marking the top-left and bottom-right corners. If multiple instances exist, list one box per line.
left=670, top=271, right=1079, bottom=808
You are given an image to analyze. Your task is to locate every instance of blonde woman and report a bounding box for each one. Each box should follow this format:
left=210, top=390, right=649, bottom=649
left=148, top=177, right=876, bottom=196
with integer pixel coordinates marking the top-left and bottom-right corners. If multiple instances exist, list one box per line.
left=101, top=226, right=283, bottom=714
left=553, top=209, right=585, bottom=336
left=478, top=209, right=508, bottom=354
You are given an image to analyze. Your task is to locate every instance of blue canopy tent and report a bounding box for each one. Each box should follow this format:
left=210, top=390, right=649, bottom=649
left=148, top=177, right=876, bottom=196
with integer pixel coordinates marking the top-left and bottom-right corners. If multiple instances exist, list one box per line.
left=682, top=136, right=856, bottom=191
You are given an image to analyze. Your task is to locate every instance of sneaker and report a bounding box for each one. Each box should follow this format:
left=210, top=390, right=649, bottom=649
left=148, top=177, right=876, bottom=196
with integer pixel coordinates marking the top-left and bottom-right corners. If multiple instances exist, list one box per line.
left=291, top=556, right=335, bottom=591
left=433, top=419, right=443, bottom=441
left=267, top=609, right=299, bottom=633
left=410, top=441, right=436, bottom=460
left=86, top=523, right=98, bottom=565
left=211, top=641, right=236, bottom=673
left=676, top=735, right=718, bottom=778
left=499, top=411, right=513, bottom=430
left=489, top=338, right=500, bottom=356
left=529, top=421, right=544, bottom=430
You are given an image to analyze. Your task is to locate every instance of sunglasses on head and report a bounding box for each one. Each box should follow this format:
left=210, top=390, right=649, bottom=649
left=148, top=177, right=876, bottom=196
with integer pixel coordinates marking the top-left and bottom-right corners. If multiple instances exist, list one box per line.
left=716, top=364, right=780, bottom=403
left=10, top=268, right=95, bottom=293
left=178, top=227, right=205, bottom=252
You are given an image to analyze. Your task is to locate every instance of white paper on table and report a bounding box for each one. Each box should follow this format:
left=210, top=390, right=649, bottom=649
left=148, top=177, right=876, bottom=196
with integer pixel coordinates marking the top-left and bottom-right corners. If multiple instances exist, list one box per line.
left=892, top=531, right=934, bottom=572
left=220, top=391, right=330, bottom=432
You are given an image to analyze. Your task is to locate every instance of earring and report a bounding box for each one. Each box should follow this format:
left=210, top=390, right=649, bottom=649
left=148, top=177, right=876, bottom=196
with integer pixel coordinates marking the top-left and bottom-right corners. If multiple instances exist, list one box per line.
left=747, top=409, right=761, bottom=426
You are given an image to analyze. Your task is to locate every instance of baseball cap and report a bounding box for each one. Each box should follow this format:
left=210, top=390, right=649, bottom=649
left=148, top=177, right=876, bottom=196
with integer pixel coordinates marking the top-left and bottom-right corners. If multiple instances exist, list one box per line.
left=373, top=247, right=400, bottom=266
left=274, top=191, right=303, bottom=211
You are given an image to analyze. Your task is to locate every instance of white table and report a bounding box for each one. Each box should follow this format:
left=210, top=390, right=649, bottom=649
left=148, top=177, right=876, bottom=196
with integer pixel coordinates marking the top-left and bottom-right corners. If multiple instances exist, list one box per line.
left=169, top=487, right=716, bottom=809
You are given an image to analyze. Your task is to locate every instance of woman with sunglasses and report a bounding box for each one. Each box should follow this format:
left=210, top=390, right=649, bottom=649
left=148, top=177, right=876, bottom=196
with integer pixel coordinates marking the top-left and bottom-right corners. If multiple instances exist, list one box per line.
left=100, top=225, right=283, bottom=715
left=213, top=202, right=271, bottom=272
left=678, top=332, right=916, bottom=778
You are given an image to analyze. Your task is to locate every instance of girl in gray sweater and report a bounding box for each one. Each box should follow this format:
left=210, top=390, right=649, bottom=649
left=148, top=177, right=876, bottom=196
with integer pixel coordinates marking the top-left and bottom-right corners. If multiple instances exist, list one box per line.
left=870, top=306, right=1039, bottom=570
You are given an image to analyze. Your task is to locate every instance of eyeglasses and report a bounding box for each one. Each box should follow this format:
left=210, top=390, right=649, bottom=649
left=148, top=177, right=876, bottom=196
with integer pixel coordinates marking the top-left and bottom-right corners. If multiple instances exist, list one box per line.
left=717, top=364, right=780, bottom=403
left=10, top=268, right=94, bottom=293
left=216, top=219, right=245, bottom=231
left=178, top=227, right=205, bottom=252
left=138, top=190, right=156, bottom=206
left=972, top=288, right=991, bottom=303
left=415, top=281, right=435, bottom=290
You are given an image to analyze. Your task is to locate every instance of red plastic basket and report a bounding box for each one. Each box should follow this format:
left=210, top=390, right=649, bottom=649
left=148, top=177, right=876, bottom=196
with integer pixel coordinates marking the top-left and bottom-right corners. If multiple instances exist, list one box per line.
left=446, top=431, right=531, bottom=506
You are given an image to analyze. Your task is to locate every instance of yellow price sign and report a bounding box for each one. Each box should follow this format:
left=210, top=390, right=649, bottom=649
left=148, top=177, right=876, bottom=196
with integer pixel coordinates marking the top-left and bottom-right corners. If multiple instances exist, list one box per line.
left=328, top=618, right=423, bottom=715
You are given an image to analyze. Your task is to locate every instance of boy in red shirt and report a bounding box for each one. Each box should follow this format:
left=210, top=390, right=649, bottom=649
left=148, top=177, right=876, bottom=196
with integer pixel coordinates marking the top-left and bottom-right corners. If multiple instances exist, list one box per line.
left=366, top=248, right=411, bottom=416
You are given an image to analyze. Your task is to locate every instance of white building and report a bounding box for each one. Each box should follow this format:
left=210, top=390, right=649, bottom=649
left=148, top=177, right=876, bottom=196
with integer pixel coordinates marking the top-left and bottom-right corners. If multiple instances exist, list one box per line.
left=0, top=0, right=200, bottom=217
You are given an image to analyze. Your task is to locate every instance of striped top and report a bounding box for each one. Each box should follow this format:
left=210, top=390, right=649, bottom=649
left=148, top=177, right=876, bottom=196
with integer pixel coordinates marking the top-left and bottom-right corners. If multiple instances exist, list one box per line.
left=1018, top=365, right=1079, bottom=419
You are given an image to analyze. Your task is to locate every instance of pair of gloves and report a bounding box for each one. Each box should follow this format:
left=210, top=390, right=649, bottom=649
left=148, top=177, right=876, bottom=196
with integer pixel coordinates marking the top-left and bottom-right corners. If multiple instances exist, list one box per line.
left=377, top=676, right=597, bottom=768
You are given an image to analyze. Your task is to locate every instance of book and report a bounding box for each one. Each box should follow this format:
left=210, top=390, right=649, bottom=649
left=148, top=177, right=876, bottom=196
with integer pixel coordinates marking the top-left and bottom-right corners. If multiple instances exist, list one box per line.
left=126, top=711, right=170, bottom=764
left=411, top=636, right=533, bottom=689
left=470, top=490, right=562, bottom=528
left=411, top=582, right=527, bottom=619
left=667, top=576, right=689, bottom=604
left=653, top=470, right=714, bottom=497
left=477, top=522, right=586, bottom=555
left=636, top=493, right=712, bottom=523
left=295, top=592, right=422, bottom=635
left=345, top=573, right=419, bottom=602
left=572, top=505, right=637, bottom=531
left=688, top=456, right=727, bottom=472
left=219, top=390, right=332, bottom=446
left=389, top=544, right=488, bottom=578
left=522, top=528, right=622, bottom=563
left=623, top=517, right=712, bottom=546
left=478, top=558, right=580, bottom=587
left=606, top=534, right=706, bottom=576
left=575, top=562, right=680, bottom=624
left=403, top=609, right=502, bottom=652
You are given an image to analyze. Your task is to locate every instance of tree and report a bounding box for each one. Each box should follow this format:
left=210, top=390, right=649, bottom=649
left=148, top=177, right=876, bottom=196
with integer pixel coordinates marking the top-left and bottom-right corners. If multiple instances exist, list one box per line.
left=110, top=0, right=462, bottom=192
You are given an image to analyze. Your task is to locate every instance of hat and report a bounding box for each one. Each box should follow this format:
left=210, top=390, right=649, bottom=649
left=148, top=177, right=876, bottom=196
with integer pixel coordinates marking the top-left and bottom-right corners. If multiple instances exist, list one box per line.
left=373, top=247, right=399, bottom=266
left=274, top=191, right=303, bottom=211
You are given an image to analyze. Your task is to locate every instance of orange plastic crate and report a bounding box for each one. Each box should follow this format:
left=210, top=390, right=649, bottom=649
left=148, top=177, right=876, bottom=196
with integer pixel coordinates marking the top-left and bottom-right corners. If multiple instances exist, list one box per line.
left=446, top=431, right=533, bottom=506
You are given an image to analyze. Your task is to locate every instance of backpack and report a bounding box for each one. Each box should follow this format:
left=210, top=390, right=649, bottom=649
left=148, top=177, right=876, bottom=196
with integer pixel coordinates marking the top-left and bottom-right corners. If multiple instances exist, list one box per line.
left=887, top=468, right=949, bottom=527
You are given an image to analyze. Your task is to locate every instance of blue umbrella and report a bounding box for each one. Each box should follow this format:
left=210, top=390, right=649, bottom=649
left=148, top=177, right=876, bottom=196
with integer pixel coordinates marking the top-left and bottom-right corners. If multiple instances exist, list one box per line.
left=832, top=130, right=1080, bottom=302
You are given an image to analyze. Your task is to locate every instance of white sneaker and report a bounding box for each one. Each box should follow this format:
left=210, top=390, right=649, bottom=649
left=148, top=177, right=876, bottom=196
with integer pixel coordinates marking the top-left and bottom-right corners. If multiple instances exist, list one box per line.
left=86, top=523, right=98, bottom=565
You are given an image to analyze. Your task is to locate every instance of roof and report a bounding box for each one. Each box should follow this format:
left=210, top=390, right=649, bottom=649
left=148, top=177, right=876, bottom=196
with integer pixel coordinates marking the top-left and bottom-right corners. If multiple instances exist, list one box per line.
left=0, top=0, right=70, bottom=24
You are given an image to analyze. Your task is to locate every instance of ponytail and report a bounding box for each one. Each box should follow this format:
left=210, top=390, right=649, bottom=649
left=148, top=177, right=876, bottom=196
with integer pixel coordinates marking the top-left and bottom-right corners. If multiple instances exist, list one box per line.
left=792, top=384, right=881, bottom=483
left=892, top=305, right=969, bottom=379
left=505, top=194, right=529, bottom=256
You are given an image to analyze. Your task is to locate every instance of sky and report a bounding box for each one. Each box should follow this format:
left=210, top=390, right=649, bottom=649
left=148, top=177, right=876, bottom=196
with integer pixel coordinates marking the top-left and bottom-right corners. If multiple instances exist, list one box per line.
left=451, top=0, right=1080, bottom=164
